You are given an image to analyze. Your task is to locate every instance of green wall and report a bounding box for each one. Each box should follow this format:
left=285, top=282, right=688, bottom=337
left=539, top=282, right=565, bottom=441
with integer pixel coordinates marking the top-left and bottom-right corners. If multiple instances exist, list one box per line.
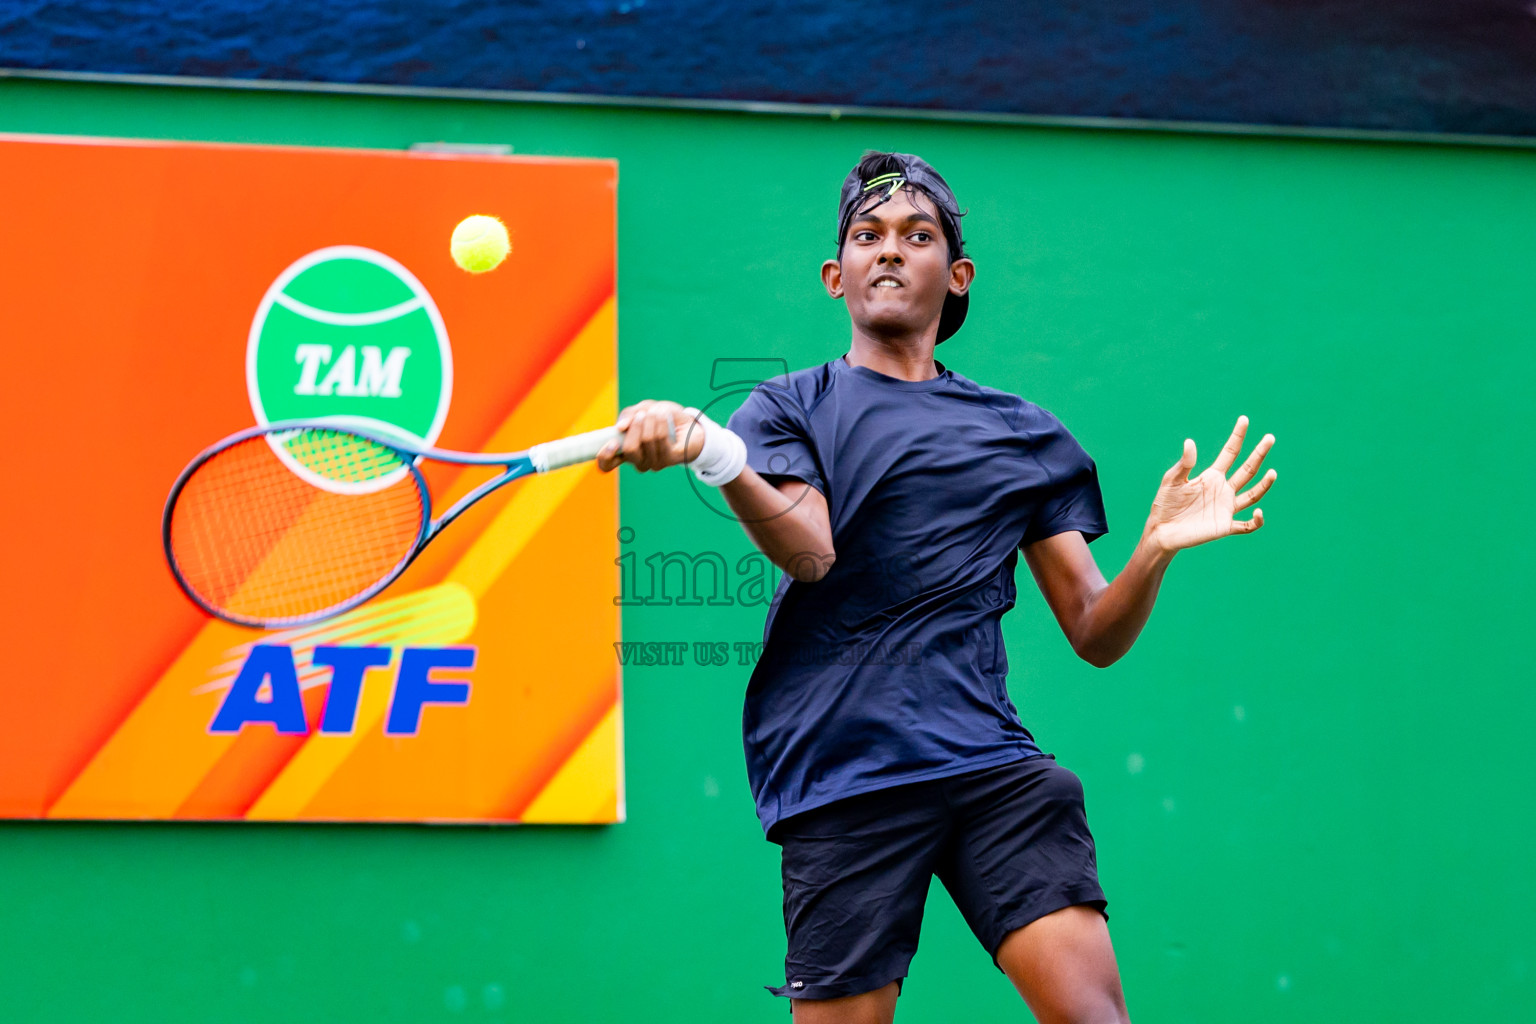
left=1, top=78, right=1530, bottom=1023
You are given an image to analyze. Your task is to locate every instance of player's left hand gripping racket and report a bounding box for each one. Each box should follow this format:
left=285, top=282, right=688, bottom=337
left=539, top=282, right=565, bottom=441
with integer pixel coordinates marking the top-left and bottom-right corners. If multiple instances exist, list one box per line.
left=163, top=418, right=659, bottom=629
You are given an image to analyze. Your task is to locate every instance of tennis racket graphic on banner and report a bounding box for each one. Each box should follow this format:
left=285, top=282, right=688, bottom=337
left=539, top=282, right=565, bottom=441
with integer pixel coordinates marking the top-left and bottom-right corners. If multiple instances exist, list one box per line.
left=163, top=418, right=659, bottom=629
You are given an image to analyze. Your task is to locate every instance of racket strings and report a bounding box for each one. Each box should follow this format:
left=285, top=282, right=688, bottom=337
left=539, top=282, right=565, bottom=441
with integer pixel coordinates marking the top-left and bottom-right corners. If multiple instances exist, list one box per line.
left=168, top=432, right=427, bottom=623
left=280, top=429, right=405, bottom=486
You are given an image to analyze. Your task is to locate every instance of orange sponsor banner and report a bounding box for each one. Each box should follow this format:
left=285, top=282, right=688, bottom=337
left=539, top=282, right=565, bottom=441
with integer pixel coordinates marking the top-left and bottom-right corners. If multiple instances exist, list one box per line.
left=0, top=132, right=622, bottom=823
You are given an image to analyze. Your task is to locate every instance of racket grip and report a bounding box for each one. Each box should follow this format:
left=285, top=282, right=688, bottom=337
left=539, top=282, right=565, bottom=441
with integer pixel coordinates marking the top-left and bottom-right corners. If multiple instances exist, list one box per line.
left=529, top=426, right=625, bottom=473
left=529, top=415, right=680, bottom=473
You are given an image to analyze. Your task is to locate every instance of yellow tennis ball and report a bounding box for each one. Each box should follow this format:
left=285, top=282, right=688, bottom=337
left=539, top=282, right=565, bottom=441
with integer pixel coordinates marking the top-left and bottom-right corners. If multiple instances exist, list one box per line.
left=450, top=214, right=511, bottom=274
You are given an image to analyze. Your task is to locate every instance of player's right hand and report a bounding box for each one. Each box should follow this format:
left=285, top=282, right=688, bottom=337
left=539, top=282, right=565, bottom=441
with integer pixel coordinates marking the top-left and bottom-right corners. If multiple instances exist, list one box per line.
left=596, top=399, right=706, bottom=473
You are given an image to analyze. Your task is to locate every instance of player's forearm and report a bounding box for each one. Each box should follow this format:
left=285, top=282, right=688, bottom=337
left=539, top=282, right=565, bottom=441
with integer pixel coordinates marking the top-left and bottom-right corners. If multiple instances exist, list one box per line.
left=1072, top=524, right=1176, bottom=668
left=720, top=467, right=836, bottom=582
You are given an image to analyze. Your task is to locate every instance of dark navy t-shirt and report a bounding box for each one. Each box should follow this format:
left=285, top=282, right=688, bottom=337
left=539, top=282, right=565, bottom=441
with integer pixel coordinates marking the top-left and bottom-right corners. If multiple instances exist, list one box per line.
left=727, top=355, right=1109, bottom=834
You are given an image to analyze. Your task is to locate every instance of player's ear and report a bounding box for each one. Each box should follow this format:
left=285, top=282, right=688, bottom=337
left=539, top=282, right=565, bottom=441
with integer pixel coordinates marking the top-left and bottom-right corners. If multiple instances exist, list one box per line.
left=948, top=257, right=975, bottom=297
left=821, top=259, right=845, bottom=299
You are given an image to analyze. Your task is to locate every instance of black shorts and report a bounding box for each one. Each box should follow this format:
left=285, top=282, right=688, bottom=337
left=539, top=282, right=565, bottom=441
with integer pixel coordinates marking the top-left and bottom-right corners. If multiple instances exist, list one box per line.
left=765, top=754, right=1108, bottom=1001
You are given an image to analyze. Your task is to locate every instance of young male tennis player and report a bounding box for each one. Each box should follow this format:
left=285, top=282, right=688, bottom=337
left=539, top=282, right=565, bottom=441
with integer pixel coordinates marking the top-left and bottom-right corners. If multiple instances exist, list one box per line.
left=596, top=151, right=1277, bottom=1024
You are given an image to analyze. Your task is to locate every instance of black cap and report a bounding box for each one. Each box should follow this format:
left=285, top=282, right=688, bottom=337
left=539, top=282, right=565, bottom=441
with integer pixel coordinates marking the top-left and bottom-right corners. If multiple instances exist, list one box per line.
left=836, top=152, right=968, bottom=343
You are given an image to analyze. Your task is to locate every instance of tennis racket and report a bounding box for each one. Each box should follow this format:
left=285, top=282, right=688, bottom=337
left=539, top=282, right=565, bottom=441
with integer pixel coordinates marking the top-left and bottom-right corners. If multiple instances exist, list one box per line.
left=163, top=417, right=660, bottom=629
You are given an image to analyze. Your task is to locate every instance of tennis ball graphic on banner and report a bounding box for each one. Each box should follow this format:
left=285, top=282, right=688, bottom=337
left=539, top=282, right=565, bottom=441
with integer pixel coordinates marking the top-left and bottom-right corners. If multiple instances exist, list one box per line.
left=248, top=246, right=452, bottom=493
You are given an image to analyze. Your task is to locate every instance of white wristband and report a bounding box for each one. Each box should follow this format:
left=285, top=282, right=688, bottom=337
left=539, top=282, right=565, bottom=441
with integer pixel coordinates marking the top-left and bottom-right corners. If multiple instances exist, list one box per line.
left=683, top=408, right=747, bottom=487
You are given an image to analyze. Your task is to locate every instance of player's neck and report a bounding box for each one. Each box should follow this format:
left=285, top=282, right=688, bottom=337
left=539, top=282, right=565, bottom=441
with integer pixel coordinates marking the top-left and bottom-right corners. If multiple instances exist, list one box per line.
left=845, top=329, right=940, bottom=383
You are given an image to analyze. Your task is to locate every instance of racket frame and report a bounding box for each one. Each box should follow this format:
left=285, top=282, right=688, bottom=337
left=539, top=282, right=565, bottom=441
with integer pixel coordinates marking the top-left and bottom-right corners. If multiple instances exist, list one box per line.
left=162, top=418, right=618, bottom=629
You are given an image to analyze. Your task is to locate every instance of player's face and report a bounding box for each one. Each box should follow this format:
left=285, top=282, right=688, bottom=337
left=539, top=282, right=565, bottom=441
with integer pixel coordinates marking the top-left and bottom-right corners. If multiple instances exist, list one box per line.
left=825, top=190, right=971, bottom=343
